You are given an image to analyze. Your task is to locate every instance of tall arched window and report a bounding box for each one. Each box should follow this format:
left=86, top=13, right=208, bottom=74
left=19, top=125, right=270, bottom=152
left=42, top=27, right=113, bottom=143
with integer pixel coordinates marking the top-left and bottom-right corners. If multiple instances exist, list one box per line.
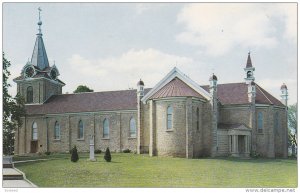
left=129, top=118, right=136, bottom=137
left=54, top=121, right=60, bottom=139
left=167, top=106, right=173, bottom=130
left=103, top=119, right=109, bottom=138
left=196, top=108, right=200, bottom=130
left=27, top=86, right=33, bottom=103
left=32, top=122, right=38, bottom=140
left=78, top=120, right=84, bottom=139
left=257, top=112, right=263, bottom=133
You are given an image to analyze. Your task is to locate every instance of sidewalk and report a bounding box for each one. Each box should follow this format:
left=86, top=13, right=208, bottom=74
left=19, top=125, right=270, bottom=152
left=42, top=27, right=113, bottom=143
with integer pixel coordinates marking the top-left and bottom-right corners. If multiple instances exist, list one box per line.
left=3, top=156, right=37, bottom=188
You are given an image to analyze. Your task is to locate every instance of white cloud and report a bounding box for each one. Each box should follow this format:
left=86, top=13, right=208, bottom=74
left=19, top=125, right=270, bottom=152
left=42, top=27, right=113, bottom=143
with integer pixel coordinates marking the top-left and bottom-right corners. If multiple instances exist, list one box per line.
left=176, top=3, right=296, bottom=56
left=66, top=48, right=193, bottom=92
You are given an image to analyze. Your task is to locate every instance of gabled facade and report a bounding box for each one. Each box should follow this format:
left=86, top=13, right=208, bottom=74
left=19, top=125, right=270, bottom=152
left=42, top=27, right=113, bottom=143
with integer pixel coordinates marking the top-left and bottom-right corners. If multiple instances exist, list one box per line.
left=14, top=11, right=288, bottom=158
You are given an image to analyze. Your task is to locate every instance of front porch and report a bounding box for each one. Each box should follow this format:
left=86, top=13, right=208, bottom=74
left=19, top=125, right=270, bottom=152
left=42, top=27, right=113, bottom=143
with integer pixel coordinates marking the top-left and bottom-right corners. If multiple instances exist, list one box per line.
left=218, top=123, right=252, bottom=157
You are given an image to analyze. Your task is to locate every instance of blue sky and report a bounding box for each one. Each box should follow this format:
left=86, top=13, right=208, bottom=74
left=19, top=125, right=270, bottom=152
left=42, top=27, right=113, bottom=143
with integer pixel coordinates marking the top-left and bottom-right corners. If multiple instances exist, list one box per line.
left=3, top=3, right=297, bottom=104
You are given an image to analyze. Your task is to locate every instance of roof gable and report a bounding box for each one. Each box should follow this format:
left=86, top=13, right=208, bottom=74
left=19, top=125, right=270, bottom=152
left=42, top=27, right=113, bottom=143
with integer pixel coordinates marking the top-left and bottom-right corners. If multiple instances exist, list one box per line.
left=141, top=67, right=211, bottom=103
left=201, top=82, right=284, bottom=106
left=150, top=77, right=205, bottom=100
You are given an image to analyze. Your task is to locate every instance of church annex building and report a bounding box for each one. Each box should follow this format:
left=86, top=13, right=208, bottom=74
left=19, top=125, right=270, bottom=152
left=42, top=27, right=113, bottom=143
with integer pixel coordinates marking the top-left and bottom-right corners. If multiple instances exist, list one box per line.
left=13, top=13, right=289, bottom=158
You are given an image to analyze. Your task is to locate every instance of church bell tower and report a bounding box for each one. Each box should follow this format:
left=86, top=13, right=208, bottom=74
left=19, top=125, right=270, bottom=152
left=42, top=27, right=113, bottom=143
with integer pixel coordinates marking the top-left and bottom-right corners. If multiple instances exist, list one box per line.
left=244, top=52, right=255, bottom=84
left=13, top=8, right=65, bottom=104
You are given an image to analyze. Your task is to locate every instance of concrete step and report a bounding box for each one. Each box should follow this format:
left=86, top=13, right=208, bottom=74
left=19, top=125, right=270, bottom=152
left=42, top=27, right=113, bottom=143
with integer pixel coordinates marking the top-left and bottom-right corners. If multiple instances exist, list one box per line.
left=3, top=156, right=14, bottom=168
left=3, top=163, right=14, bottom=168
left=3, top=168, right=24, bottom=180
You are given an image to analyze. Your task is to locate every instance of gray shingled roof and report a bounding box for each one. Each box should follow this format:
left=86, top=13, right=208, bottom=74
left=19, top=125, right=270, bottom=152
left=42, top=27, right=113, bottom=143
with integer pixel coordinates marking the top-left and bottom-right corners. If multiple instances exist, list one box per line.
left=25, top=82, right=284, bottom=115
left=150, top=78, right=205, bottom=100
left=201, top=83, right=284, bottom=106
left=31, top=34, right=49, bottom=70
left=25, top=89, right=151, bottom=115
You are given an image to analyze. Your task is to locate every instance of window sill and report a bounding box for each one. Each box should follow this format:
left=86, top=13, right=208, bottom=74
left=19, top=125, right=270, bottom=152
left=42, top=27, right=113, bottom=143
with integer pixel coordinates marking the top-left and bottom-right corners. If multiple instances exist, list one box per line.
left=128, top=137, right=137, bottom=139
left=166, top=129, right=174, bottom=132
left=102, top=138, right=110, bottom=140
left=77, top=138, right=85, bottom=141
left=54, top=139, right=61, bottom=141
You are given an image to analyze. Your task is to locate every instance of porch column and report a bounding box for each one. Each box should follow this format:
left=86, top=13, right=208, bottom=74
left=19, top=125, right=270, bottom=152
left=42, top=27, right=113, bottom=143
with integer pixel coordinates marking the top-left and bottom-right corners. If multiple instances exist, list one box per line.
left=232, top=135, right=239, bottom=157
left=228, top=136, right=232, bottom=153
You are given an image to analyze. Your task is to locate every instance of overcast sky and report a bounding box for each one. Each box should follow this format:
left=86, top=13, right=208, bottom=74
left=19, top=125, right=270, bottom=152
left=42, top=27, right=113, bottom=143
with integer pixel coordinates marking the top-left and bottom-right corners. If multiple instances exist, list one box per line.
left=3, top=3, right=297, bottom=105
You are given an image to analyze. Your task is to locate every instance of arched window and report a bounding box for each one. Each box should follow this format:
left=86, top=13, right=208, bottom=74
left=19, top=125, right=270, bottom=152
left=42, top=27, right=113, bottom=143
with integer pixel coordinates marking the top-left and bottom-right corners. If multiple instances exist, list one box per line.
left=247, top=71, right=252, bottom=78
left=103, top=119, right=109, bottom=138
left=32, top=122, right=38, bottom=140
left=27, top=86, right=33, bottom=103
left=257, top=112, right=263, bottom=133
left=54, top=121, right=60, bottom=139
left=167, top=106, right=173, bottom=130
left=196, top=107, right=200, bottom=130
left=274, top=112, right=279, bottom=134
left=78, top=120, right=84, bottom=139
left=129, top=118, right=136, bottom=137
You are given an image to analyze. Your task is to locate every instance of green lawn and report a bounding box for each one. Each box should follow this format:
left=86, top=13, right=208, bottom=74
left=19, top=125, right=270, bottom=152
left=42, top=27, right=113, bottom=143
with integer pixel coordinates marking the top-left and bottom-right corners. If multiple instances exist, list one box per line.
left=14, top=153, right=297, bottom=187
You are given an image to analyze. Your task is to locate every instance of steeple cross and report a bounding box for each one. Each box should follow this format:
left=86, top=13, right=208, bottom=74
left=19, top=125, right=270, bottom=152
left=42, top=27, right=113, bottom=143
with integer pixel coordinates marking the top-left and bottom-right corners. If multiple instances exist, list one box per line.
left=38, top=7, right=42, bottom=21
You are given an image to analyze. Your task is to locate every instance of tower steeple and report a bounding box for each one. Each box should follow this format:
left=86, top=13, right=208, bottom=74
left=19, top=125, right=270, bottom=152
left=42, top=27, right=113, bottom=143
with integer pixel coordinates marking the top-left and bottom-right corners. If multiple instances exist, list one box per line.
left=244, top=52, right=255, bottom=84
left=31, top=7, right=49, bottom=70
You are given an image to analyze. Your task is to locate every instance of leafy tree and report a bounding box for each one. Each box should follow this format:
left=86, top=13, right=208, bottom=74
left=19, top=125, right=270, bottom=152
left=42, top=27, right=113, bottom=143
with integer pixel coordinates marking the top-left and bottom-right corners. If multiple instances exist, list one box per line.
left=71, top=146, right=79, bottom=162
left=288, top=103, right=297, bottom=156
left=3, top=53, right=26, bottom=155
left=73, top=85, right=94, bottom=93
left=104, top=147, right=111, bottom=162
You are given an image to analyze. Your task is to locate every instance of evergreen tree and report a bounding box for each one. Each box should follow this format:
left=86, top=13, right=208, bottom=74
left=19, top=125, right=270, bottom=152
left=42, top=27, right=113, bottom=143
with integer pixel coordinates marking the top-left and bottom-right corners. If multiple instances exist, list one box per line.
left=3, top=53, right=25, bottom=155
left=104, top=147, right=111, bottom=162
left=71, top=146, right=79, bottom=162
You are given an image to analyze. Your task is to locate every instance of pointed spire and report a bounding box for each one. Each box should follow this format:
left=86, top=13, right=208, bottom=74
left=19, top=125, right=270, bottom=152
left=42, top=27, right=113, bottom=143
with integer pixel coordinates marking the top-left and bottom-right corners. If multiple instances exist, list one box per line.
left=31, top=7, right=49, bottom=70
left=246, top=51, right=252, bottom=68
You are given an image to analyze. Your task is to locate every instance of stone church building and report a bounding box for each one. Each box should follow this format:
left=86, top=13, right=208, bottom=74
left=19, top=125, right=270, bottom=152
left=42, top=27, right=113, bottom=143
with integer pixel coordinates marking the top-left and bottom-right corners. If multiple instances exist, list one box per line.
left=14, top=14, right=288, bottom=158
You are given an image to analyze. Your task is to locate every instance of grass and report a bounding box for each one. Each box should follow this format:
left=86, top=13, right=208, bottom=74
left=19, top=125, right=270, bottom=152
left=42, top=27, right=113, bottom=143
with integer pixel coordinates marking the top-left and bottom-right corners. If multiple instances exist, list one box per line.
left=14, top=153, right=297, bottom=188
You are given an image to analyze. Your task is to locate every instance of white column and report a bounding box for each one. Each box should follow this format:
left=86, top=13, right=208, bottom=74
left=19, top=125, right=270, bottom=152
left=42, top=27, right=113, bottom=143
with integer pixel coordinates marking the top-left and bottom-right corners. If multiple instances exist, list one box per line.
left=232, top=135, right=239, bottom=157
left=89, top=135, right=96, bottom=161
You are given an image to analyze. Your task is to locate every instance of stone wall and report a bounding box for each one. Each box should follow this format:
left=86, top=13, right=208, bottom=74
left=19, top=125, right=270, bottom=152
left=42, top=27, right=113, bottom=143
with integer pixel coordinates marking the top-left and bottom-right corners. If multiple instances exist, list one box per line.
left=155, top=99, right=187, bottom=157
left=201, top=102, right=213, bottom=156
left=217, top=129, right=229, bottom=156
left=15, top=110, right=138, bottom=155
left=17, top=78, right=62, bottom=104
left=219, top=106, right=251, bottom=127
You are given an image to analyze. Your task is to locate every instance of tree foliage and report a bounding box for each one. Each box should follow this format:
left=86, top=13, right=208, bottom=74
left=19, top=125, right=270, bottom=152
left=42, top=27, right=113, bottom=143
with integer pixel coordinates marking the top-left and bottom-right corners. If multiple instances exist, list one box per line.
left=3, top=53, right=26, bottom=155
left=288, top=103, right=297, bottom=156
left=73, top=85, right=94, bottom=93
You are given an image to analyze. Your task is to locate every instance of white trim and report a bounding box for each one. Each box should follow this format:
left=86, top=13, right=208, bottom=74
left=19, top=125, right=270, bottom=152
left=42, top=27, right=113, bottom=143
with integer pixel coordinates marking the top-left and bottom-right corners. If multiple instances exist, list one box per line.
left=14, top=77, right=65, bottom=86
left=141, top=67, right=211, bottom=104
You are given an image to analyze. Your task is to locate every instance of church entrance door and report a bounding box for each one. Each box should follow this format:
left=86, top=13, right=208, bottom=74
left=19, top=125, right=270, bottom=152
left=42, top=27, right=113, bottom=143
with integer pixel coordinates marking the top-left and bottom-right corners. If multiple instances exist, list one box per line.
left=30, top=141, right=38, bottom=153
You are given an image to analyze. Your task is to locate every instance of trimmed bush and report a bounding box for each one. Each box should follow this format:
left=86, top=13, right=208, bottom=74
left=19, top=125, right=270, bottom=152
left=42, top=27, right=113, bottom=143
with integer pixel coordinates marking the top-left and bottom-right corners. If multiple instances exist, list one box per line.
left=71, top=146, right=79, bottom=162
left=123, top=149, right=131, bottom=153
left=250, top=151, right=260, bottom=158
left=104, top=147, right=111, bottom=162
left=94, top=149, right=102, bottom=154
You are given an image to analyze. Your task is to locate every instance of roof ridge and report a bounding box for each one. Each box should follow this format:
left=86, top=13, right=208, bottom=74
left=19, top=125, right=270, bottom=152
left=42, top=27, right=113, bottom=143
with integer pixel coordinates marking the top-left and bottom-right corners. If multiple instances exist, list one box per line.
left=256, top=84, right=273, bottom=104
left=200, top=82, right=246, bottom=87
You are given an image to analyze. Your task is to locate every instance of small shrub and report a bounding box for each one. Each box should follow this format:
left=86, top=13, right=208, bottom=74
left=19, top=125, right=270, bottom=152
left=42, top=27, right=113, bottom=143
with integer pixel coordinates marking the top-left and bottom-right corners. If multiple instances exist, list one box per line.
left=104, top=147, right=111, bottom=162
left=94, top=149, right=102, bottom=154
left=45, top=151, right=51, bottom=155
left=250, top=151, right=260, bottom=158
left=123, top=149, right=131, bottom=153
left=71, top=146, right=79, bottom=162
